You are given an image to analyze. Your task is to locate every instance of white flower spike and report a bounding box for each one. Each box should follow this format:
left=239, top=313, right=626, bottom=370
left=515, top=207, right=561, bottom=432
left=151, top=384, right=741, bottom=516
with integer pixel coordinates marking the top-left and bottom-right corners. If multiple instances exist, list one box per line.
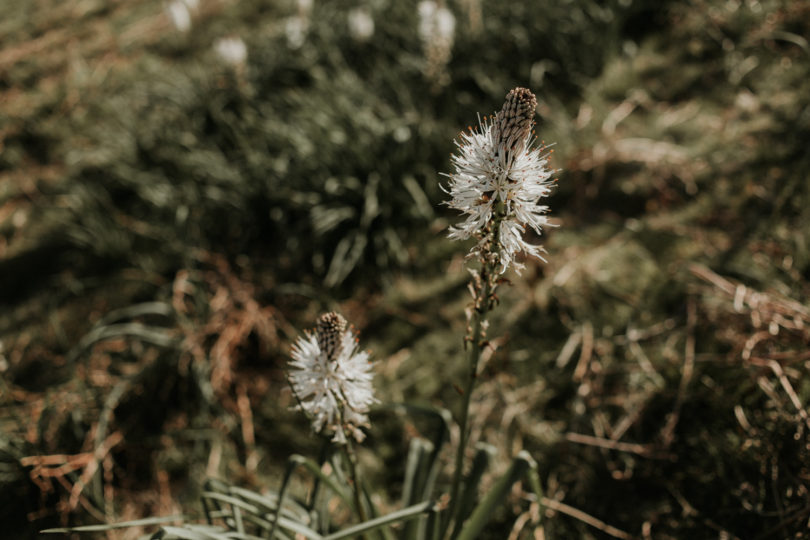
left=288, top=312, right=376, bottom=444
left=443, top=87, right=556, bottom=273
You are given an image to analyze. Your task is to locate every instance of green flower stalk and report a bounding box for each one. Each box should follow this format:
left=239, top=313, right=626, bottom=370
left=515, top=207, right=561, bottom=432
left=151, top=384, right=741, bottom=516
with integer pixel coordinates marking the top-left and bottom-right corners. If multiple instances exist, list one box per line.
left=442, top=87, right=556, bottom=535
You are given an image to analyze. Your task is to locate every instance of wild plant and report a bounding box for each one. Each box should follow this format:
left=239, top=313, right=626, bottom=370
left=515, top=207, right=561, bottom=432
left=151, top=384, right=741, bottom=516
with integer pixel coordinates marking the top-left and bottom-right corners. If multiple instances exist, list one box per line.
left=43, top=87, right=556, bottom=540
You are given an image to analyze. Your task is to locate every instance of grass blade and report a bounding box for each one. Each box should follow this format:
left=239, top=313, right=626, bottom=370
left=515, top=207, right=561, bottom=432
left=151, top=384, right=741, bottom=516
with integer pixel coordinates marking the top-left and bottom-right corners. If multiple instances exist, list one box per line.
left=323, top=501, right=436, bottom=540
left=455, top=443, right=496, bottom=527
left=401, top=438, right=434, bottom=540
left=454, top=452, right=533, bottom=540
left=41, top=515, right=186, bottom=533
left=270, top=454, right=352, bottom=539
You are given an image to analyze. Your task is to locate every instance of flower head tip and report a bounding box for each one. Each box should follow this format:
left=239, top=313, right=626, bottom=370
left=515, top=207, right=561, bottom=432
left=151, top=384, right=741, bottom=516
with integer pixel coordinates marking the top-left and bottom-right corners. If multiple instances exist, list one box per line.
left=493, top=87, right=537, bottom=159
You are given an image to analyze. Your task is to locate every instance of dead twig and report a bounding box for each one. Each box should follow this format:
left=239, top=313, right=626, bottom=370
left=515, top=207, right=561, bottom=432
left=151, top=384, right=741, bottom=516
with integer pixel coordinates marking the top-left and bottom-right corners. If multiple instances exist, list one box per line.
left=660, top=297, right=696, bottom=447
left=541, top=497, right=635, bottom=540
left=564, top=432, right=671, bottom=459
left=573, top=321, right=593, bottom=382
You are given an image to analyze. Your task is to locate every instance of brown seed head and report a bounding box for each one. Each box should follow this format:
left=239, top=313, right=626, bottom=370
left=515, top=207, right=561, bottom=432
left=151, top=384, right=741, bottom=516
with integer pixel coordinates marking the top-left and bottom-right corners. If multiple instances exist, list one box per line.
left=316, top=312, right=348, bottom=361
left=493, top=87, right=537, bottom=157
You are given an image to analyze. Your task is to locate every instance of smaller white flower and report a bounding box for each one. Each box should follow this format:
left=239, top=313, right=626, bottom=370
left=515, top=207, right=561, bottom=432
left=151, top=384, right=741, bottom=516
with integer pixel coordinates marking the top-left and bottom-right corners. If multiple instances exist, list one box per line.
left=214, top=37, right=247, bottom=67
left=348, top=8, right=375, bottom=42
left=417, top=3, right=455, bottom=87
left=288, top=313, right=376, bottom=444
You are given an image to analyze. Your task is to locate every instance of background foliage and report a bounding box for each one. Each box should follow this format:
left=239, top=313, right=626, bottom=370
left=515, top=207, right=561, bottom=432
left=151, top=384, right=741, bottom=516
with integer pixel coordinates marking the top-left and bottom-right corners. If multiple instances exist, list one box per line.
left=1, top=0, right=809, bottom=538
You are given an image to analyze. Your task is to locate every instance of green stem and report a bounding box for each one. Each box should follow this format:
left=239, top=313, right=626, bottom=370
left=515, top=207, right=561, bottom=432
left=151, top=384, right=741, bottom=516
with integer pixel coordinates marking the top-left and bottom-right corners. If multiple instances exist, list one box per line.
left=343, top=439, right=369, bottom=534
left=446, top=272, right=498, bottom=538
left=446, top=205, right=504, bottom=539
left=306, top=438, right=332, bottom=528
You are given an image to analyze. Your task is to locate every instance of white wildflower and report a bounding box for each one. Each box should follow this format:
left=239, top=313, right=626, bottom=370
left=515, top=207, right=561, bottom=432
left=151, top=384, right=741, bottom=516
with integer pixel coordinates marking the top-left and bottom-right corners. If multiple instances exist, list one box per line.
left=214, top=36, right=247, bottom=67
left=285, top=16, right=308, bottom=49
left=418, top=1, right=455, bottom=45
left=443, top=87, right=556, bottom=273
left=166, top=0, right=192, bottom=32
left=418, top=1, right=455, bottom=86
left=285, top=0, right=313, bottom=49
left=288, top=313, right=376, bottom=444
left=348, top=8, right=375, bottom=42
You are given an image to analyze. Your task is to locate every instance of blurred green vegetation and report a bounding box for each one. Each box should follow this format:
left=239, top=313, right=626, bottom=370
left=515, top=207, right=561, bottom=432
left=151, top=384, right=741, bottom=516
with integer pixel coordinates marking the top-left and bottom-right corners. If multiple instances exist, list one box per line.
left=1, top=0, right=809, bottom=538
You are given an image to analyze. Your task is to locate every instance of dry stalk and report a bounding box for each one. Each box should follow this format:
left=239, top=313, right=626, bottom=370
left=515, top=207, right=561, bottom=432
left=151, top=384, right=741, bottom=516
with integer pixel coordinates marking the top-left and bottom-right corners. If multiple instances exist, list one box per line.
left=540, top=497, right=634, bottom=540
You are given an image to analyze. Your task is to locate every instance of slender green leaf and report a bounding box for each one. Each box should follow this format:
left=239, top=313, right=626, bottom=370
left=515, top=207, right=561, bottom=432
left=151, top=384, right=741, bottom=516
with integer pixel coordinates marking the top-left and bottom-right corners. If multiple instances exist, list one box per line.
left=378, top=403, right=453, bottom=437
left=202, top=508, right=275, bottom=533
left=323, top=501, right=436, bottom=540
left=402, top=438, right=434, bottom=507
left=41, top=515, right=186, bottom=533
left=424, top=504, right=442, bottom=540
left=266, top=517, right=324, bottom=540
left=307, top=440, right=332, bottom=512
left=67, top=322, right=177, bottom=362
left=185, top=522, right=268, bottom=540
left=227, top=485, right=310, bottom=521
left=402, top=438, right=434, bottom=540
left=456, top=443, right=496, bottom=527
left=200, top=490, right=311, bottom=537
left=269, top=454, right=353, bottom=539
left=359, top=482, right=395, bottom=540
left=201, top=492, right=261, bottom=515
left=163, top=514, right=322, bottom=540
left=269, top=453, right=300, bottom=540
left=324, top=232, right=367, bottom=287
left=232, top=502, right=245, bottom=534
left=155, top=525, right=231, bottom=540
left=523, top=454, right=545, bottom=528
left=379, top=403, right=452, bottom=498
left=96, top=301, right=174, bottom=326
left=402, top=175, right=434, bottom=220
left=454, top=452, right=533, bottom=540
left=288, top=454, right=353, bottom=508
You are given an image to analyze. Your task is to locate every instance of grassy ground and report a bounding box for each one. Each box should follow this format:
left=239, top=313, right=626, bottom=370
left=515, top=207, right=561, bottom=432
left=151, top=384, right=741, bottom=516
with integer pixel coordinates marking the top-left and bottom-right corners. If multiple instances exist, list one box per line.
left=1, top=0, right=809, bottom=538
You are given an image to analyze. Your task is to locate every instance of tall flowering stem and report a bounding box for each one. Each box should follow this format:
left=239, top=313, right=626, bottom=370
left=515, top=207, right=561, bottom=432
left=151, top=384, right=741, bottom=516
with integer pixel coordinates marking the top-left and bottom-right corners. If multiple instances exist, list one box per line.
left=446, top=254, right=496, bottom=536
left=442, top=88, right=555, bottom=535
